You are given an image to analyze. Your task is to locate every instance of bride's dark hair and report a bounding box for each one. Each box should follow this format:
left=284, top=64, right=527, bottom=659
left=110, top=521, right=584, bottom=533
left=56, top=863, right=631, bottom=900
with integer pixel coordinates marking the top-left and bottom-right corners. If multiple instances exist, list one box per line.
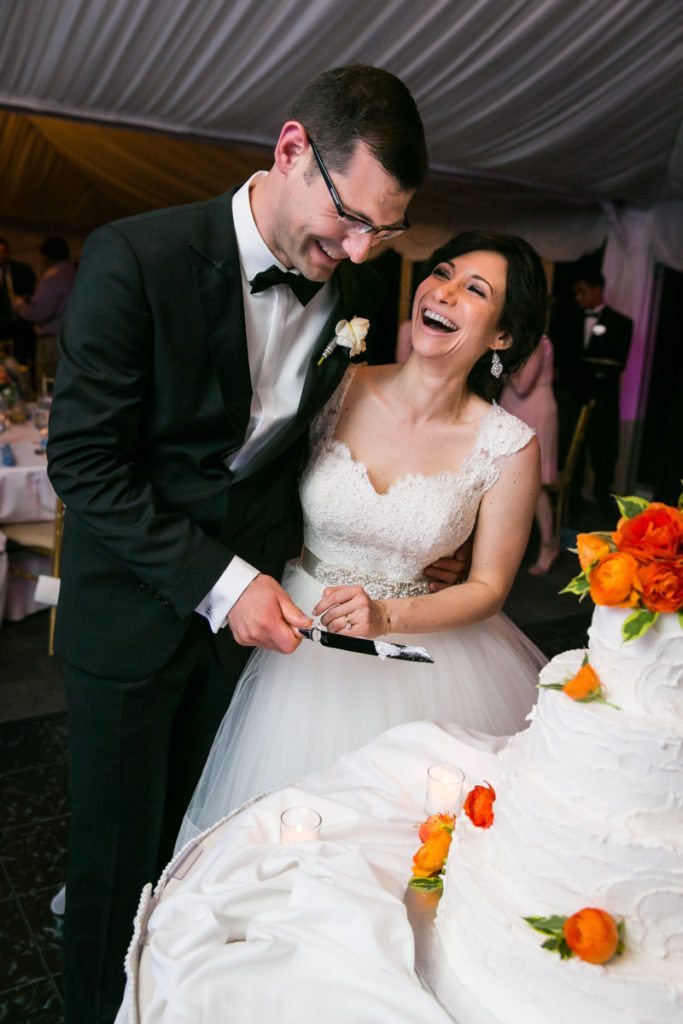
left=426, top=231, right=547, bottom=401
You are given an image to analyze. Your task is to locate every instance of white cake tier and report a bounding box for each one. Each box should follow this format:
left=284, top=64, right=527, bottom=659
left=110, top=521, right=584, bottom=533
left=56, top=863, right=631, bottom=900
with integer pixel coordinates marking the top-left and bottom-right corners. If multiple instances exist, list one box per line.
left=435, top=825, right=683, bottom=1024
left=587, top=606, right=683, bottom=732
left=495, top=727, right=683, bottom=958
left=531, top=651, right=683, bottom=841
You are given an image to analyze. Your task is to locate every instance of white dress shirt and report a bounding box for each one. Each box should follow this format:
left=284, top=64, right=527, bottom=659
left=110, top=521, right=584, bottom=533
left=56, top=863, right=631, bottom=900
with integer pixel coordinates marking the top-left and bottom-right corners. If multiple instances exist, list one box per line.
left=196, top=173, right=335, bottom=632
left=583, top=304, right=604, bottom=348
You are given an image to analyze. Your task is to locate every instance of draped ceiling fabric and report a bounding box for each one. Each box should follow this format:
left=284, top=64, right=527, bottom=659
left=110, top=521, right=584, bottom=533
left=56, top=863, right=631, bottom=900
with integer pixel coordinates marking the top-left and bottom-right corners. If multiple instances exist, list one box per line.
left=1, top=0, right=682, bottom=446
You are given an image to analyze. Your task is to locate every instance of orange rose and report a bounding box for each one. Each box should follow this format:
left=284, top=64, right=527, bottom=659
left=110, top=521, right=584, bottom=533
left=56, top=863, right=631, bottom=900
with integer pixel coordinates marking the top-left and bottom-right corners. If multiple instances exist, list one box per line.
left=411, top=828, right=452, bottom=877
left=563, top=662, right=602, bottom=701
left=418, top=812, right=455, bottom=844
left=562, top=907, right=620, bottom=964
left=589, top=552, right=641, bottom=607
left=638, top=558, right=683, bottom=613
left=576, top=533, right=612, bottom=572
left=615, top=503, right=683, bottom=562
left=463, top=782, right=496, bottom=829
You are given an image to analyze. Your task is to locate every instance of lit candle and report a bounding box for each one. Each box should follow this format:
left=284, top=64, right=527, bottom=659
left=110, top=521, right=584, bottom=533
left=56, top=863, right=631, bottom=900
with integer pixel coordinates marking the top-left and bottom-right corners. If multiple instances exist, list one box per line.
left=425, top=763, right=465, bottom=815
left=279, top=806, right=322, bottom=844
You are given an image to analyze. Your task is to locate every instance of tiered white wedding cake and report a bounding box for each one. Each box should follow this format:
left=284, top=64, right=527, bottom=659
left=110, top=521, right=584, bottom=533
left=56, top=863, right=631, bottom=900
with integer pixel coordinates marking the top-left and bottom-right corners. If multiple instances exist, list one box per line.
left=435, top=552, right=683, bottom=1022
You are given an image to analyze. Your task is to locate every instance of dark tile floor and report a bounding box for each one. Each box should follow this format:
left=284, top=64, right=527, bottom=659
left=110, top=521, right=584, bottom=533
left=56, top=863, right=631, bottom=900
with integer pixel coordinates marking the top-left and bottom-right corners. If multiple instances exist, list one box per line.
left=0, top=516, right=603, bottom=1022
left=0, top=706, right=67, bottom=1023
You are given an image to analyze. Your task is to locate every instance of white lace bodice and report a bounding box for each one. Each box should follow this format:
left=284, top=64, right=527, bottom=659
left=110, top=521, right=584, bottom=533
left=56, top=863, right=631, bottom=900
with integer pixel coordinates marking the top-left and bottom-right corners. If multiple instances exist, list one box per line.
left=300, top=368, right=534, bottom=594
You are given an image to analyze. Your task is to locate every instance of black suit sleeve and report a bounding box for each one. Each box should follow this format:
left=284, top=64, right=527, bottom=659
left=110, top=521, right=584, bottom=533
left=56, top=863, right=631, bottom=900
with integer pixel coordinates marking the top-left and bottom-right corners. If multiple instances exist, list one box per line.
left=47, top=226, right=234, bottom=618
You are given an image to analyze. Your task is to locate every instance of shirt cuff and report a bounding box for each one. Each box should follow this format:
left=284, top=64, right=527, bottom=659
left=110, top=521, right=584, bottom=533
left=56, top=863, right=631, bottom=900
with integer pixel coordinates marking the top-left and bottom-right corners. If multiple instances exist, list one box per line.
left=195, top=556, right=261, bottom=634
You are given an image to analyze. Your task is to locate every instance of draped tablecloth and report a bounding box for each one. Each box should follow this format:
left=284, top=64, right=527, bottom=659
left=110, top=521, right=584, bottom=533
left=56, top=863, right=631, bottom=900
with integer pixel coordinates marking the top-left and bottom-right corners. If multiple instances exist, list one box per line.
left=0, top=420, right=56, bottom=523
left=117, top=720, right=506, bottom=1024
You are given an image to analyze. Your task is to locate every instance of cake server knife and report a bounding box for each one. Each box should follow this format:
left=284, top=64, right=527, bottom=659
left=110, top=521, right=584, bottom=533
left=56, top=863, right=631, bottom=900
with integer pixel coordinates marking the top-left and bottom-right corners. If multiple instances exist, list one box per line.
left=297, top=626, right=434, bottom=663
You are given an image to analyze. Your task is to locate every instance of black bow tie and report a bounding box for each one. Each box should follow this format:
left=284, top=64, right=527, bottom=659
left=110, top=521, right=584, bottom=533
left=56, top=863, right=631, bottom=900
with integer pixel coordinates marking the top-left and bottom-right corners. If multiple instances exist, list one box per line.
left=249, top=266, right=324, bottom=306
left=584, top=309, right=601, bottom=317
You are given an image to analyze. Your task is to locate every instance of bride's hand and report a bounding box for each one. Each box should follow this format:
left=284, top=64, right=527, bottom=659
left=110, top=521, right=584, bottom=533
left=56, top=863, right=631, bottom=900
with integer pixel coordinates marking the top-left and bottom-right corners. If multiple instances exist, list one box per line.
left=314, top=585, right=388, bottom=638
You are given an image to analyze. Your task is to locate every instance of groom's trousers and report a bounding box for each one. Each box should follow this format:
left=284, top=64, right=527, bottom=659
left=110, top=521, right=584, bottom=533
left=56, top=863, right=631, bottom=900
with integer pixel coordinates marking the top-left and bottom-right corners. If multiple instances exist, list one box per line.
left=61, top=617, right=252, bottom=1024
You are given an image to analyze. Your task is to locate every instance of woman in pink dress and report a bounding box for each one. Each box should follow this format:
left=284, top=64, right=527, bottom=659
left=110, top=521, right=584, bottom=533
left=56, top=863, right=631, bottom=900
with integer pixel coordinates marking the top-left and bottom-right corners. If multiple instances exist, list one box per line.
left=501, top=335, right=559, bottom=574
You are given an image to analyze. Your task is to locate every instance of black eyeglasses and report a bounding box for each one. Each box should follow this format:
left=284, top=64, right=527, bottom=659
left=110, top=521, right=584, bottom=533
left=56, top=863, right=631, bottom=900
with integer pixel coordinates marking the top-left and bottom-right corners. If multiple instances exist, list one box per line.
left=307, top=134, right=409, bottom=242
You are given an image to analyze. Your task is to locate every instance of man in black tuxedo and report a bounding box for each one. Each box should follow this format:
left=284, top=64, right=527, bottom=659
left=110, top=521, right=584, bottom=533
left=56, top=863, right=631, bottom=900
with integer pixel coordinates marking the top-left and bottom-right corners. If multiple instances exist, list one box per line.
left=553, top=270, right=632, bottom=517
left=0, top=236, right=36, bottom=364
left=47, top=66, right=427, bottom=1023
left=574, top=270, right=633, bottom=514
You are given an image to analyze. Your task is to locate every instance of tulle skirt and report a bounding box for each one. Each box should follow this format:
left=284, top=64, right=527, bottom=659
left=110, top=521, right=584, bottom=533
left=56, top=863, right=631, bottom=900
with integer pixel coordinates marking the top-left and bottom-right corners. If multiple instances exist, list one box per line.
left=176, top=562, right=546, bottom=849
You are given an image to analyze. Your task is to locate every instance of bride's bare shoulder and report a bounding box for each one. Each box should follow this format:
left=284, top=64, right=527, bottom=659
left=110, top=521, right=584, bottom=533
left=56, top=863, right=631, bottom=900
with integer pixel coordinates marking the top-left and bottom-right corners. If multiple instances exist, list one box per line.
left=349, top=362, right=399, bottom=396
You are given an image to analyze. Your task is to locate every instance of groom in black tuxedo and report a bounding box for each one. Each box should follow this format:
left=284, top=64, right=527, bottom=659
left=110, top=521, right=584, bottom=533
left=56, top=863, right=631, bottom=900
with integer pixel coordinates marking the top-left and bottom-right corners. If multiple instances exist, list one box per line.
left=47, top=65, right=427, bottom=1024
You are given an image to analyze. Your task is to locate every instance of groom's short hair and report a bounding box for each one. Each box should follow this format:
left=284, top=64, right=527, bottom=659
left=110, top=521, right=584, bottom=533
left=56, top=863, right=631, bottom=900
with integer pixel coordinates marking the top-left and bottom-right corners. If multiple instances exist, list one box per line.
left=290, top=65, right=428, bottom=192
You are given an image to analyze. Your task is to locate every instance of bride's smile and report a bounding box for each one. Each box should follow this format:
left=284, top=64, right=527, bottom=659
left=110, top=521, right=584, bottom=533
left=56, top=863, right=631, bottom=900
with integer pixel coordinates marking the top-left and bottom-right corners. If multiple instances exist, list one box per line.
left=412, top=249, right=510, bottom=368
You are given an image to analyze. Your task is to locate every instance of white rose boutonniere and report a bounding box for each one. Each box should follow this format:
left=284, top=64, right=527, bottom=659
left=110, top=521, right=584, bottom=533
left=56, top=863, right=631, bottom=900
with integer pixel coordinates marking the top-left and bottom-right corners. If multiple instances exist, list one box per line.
left=317, top=317, right=370, bottom=366
left=592, top=324, right=607, bottom=335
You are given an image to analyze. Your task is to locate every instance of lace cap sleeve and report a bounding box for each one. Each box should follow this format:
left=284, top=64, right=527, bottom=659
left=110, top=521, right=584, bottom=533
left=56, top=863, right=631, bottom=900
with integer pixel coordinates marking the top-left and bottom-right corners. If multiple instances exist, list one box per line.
left=309, top=366, right=358, bottom=453
left=479, top=403, right=535, bottom=459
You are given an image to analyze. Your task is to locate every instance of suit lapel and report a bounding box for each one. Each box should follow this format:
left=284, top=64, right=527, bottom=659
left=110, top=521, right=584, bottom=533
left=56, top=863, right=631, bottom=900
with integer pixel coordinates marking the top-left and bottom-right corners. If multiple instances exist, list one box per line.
left=188, top=190, right=252, bottom=448
left=231, top=262, right=364, bottom=484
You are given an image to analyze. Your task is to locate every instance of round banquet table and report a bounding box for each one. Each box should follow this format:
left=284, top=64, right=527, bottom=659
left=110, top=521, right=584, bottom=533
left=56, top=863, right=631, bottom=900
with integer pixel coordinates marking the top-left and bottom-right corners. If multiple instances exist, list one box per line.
left=116, top=720, right=506, bottom=1024
left=0, top=419, right=56, bottom=524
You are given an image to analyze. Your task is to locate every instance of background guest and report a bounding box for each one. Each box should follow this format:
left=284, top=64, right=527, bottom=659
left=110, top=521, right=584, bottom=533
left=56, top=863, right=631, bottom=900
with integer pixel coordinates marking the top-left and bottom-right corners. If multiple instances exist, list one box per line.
left=550, top=269, right=632, bottom=519
left=501, top=334, right=559, bottom=574
left=0, top=236, right=36, bottom=366
left=14, top=236, right=77, bottom=386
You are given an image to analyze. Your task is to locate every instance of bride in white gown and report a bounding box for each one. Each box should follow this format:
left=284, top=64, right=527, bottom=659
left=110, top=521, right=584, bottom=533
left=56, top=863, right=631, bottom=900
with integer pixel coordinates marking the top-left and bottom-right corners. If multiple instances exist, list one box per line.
left=178, top=231, right=549, bottom=847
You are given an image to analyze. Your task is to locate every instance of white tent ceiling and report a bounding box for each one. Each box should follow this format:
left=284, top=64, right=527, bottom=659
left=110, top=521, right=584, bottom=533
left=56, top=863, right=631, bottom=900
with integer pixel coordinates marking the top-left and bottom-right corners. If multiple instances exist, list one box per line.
left=1, top=0, right=682, bottom=262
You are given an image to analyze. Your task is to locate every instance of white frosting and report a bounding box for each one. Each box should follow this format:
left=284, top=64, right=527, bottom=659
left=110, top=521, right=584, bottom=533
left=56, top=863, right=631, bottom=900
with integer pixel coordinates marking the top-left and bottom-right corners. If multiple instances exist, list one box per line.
left=588, top=606, right=683, bottom=732
left=531, top=654, right=683, bottom=841
left=435, top=608, right=683, bottom=1023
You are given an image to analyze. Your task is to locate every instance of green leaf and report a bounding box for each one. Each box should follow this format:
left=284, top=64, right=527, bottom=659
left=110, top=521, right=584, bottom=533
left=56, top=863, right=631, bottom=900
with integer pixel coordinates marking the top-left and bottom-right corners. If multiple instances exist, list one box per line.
left=559, top=572, right=591, bottom=597
left=590, top=696, right=622, bottom=711
left=622, top=609, right=659, bottom=643
left=538, top=683, right=565, bottom=692
left=616, top=920, right=626, bottom=956
left=678, top=610, right=683, bottom=630
left=540, top=935, right=573, bottom=959
left=614, top=494, right=649, bottom=519
left=677, top=486, right=683, bottom=512
left=524, top=915, right=566, bottom=937
left=408, top=875, right=443, bottom=892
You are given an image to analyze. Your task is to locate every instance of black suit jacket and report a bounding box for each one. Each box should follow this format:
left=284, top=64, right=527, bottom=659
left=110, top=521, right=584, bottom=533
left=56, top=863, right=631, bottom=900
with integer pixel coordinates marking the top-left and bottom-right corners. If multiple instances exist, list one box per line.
left=0, top=258, right=36, bottom=334
left=552, top=304, right=632, bottom=403
left=47, top=190, right=378, bottom=679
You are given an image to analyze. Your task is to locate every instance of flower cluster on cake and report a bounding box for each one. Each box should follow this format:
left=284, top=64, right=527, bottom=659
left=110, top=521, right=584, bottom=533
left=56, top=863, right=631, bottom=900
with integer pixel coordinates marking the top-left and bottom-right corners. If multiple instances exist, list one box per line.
left=429, top=495, right=683, bottom=1024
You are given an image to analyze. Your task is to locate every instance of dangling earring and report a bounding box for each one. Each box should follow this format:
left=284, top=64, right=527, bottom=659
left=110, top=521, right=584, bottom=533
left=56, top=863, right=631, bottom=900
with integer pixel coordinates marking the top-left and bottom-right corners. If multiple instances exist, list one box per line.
left=490, top=350, right=503, bottom=378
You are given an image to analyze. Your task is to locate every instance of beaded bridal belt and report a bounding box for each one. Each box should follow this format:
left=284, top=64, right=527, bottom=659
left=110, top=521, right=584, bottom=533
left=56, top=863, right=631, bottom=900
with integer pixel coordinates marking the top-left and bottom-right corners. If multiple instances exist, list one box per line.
left=301, top=547, right=431, bottom=600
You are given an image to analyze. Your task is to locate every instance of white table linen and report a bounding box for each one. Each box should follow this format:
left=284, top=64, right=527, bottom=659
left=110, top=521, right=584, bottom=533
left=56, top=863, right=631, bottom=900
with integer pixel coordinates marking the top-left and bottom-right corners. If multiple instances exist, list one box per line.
left=118, top=720, right=506, bottom=1024
left=0, top=420, right=56, bottom=523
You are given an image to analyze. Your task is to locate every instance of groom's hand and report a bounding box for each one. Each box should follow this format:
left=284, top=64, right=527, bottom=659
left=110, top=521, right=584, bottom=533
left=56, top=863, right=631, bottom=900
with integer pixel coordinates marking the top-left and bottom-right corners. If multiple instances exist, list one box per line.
left=423, top=535, right=473, bottom=591
left=228, top=575, right=312, bottom=653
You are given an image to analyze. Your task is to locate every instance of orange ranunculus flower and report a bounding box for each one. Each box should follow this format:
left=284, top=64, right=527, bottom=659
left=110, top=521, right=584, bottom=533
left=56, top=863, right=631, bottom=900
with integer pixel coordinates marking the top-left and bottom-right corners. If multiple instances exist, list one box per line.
left=562, top=907, right=620, bottom=964
left=615, top=503, right=683, bottom=562
left=418, top=812, right=455, bottom=844
left=563, top=662, right=602, bottom=701
left=411, top=828, right=452, bottom=877
left=638, top=558, right=683, bottom=613
left=463, top=782, right=496, bottom=829
left=589, top=552, right=642, bottom=607
left=576, top=533, right=613, bottom=572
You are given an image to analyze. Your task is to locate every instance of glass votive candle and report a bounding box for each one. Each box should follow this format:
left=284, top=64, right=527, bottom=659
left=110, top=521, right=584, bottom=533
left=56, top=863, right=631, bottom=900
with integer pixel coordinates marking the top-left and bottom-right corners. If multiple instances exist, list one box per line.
left=425, top=763, right=465, bottom=815
left=279, top=806, right=322, bottom=844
